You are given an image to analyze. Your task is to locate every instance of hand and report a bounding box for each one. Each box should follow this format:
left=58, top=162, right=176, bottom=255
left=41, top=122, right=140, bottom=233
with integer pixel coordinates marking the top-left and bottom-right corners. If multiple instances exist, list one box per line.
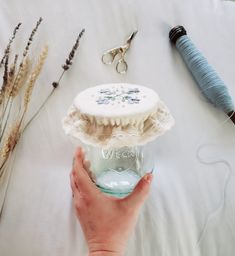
left=70, top=147, right=153, bottom=256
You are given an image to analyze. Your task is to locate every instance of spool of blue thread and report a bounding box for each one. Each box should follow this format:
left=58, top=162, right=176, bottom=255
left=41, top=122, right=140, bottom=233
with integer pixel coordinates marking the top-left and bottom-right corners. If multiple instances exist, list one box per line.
left=169, top=25, right=235, bottom=124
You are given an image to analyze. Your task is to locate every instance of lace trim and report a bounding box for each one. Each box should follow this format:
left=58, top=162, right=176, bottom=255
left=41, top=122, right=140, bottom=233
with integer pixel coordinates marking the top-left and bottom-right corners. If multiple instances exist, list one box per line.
left=62, top=101, right=174, bottom=148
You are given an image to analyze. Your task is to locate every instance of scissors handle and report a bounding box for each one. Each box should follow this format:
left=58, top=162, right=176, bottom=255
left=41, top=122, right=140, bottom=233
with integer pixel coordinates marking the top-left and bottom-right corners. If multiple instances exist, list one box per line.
left=116, top=58, right=128, bottom=74
left=102, top=48, right=120, bottom=65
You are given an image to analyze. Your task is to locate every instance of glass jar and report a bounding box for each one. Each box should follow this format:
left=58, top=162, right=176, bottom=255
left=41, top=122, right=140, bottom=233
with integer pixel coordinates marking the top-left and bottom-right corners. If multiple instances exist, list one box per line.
left=84, top=144, right=154, bottom=197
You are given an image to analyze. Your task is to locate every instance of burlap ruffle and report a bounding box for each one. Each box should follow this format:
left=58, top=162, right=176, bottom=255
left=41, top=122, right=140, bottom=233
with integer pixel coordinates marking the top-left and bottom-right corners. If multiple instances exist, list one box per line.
left=62, top=100, right=174, bottom=148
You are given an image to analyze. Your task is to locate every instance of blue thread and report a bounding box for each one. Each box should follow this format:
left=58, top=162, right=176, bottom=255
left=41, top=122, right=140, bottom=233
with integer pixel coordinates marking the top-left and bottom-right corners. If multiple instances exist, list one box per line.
left=175, top=35, right=234, bottom=114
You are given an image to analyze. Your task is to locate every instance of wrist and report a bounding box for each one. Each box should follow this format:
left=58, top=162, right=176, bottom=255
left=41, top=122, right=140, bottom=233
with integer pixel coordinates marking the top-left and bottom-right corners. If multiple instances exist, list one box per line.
left=88, top=241, right=124, bottom=256
left=89, top=251, right=123, bottom=256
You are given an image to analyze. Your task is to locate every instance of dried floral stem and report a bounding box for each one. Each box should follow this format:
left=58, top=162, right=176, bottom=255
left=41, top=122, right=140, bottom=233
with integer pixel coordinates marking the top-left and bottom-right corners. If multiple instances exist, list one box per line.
left=0, top=23, right=21, bottom=69
left=1, top=18, right=44, bottom=176
left=0, top=18, right=43, bottom=135
left=61, top=28, right=85, bottom=72
left=0, top=55, right=9, bottom=104
left=0, top=56, right=9, bottom=133
left=23, top=29, right=85, bottom=132
left=21, top=45, right=48, bottom=123
left=0, top=45, right=47, bottom=176
left=2, top=55, right=9, bottom=89
left=0, top=58, right=30, bottom=142
left=0, top=23, right=85, bottom=216
left=8, top=57, right=29, bottom=97
left=0, top=123, right=20, bottom=174
left=3, top=18, right=42, bottom=102
left=22, top=17, right=42, bottom=59
left=0, top=55, right=18, bottom=107
left=22, top=89, right=55, bottom=132
left=6, top=54, right=18, bottom=95
left=0, top=100, right=13, bottom=143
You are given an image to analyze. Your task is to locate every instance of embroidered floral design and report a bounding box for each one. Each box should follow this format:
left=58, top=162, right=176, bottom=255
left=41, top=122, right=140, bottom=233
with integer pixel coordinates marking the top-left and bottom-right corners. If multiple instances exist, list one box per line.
left=96, top=87, right=140, bottom=105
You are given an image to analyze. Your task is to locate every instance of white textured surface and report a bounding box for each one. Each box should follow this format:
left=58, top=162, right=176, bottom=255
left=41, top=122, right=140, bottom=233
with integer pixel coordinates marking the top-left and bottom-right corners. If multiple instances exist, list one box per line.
left=0, top=0, right=235, bottom=256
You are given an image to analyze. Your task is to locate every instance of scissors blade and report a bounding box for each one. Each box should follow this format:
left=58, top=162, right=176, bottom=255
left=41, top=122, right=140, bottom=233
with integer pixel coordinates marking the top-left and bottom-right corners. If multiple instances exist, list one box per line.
left=126, top=30, right=138, bottom=44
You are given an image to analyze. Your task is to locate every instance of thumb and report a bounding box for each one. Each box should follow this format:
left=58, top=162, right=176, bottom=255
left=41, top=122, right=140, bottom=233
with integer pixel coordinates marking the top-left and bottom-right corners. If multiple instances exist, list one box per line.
left=122, top=173, right=153, bottom=209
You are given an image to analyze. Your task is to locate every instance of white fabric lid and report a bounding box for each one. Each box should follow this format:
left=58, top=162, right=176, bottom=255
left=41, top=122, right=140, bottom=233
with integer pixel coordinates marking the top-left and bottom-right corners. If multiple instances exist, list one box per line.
left=62, top=83, right=174, bottom=148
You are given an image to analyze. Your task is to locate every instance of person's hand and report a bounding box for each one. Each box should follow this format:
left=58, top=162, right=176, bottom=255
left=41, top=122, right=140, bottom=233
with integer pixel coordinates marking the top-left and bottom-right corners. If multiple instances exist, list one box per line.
left=70, top=147, right=153, bottom=256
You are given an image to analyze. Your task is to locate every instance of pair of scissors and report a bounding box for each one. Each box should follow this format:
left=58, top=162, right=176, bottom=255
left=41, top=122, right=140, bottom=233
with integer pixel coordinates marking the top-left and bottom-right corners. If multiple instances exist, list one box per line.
left=102, top=30, right=138, bottom=74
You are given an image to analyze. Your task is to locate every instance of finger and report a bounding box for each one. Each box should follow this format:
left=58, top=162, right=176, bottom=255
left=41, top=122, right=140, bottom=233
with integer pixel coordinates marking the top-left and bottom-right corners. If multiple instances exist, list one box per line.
left=83, top=159, right=91, bottom=170
left=73, top=147, right=85, bottom=172
left=83, top=159, right=96, bottom=181
left=121, top=173, right=153, bottom=209
left=72, top=147, right=99, bottom=195
left=70, top=172, right=85, bottom=216
left=70, top=172, right=80, bottom=197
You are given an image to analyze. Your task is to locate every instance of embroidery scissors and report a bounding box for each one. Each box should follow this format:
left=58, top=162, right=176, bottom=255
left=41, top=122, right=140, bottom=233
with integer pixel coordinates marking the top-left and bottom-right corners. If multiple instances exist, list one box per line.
left=102, top=30, right=138, bottom=74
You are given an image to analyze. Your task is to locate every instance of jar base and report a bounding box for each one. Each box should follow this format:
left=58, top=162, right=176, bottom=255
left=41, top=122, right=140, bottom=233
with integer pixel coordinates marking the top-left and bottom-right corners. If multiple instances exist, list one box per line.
left=96, top=168, right=141, bottom=198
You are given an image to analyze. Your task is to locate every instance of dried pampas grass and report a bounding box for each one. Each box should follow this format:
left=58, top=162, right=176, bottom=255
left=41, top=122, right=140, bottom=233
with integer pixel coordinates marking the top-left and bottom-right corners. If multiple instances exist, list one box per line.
left=24, top=45, right=48, bottom=111
left=0, top=18, right=84, bottom=217
left=0, top=18, right=46, bottom=184
left=7, top=57, right=30, bottom=97
left=0, top=123, right=20, bottom=173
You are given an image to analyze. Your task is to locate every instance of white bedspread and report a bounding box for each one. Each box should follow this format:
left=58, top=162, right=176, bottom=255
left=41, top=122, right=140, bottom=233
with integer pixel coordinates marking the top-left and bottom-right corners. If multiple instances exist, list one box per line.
left=0, top=0, right=235, bottom=255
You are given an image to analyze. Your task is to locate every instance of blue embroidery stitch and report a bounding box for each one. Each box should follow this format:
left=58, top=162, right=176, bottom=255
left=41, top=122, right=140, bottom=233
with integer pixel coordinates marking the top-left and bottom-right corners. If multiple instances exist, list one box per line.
left=96, top=88, right=140, bottom=105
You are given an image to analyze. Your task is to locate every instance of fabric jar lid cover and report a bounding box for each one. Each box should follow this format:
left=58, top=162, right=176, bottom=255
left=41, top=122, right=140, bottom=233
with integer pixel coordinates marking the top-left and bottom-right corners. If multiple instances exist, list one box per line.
left=62, top=83, right=175, bottom=148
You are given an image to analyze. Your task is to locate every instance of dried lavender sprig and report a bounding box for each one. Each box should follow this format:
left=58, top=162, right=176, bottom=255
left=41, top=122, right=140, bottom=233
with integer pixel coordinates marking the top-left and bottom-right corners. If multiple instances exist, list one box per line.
left=0, top=55, right=9, bottom=125
left=22, top=17, right=43, bottom=61
left=13, top=18, right=42, bottom=91
left=23, top=29, right=85, bottom=132
left=0, top=23, right=21, bottom=69
left=0, top=56, right=9, bottom=125
left=61, top=28, right=85, bottom=73
left=4, top=54, right=19, bottom=99
left=52, top=28, right=85, bottom=89
left=13, top=54, right=18, bottom=66
left=2, top=55, right=9, bottom=92
left=9, top=54, right=18, bottom=79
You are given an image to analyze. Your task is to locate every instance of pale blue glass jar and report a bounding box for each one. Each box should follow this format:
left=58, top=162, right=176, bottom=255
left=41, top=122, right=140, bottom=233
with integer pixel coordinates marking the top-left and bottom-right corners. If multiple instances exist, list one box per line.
left=84, top=144, right=154, bottom=197
left=63, top=83, right=174, bottom=197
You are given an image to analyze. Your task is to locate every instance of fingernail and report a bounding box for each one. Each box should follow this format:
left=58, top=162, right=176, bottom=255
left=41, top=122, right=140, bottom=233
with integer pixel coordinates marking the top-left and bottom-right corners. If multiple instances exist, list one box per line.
left=144, top=173, right=153, bottom=183
left=76, top=147, right=82, bottom=156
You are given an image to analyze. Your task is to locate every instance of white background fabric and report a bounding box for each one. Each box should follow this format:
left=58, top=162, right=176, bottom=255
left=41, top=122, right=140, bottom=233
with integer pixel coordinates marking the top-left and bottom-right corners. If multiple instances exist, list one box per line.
left=0, top=0, right=235, bottom=255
